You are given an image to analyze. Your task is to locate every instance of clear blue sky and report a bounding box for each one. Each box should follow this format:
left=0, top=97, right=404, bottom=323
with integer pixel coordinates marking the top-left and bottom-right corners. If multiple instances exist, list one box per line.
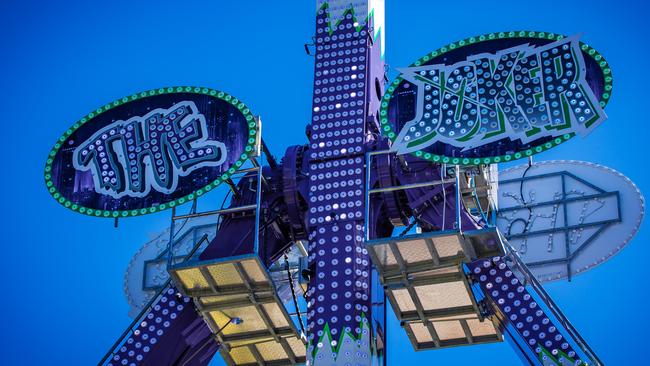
left=1, top=0, right=648, bottom=364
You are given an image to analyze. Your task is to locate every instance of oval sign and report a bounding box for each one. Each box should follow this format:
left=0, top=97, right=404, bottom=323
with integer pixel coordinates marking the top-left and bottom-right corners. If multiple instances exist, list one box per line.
left=380, top=31, right=613, bottom=165
left=497, top=160, right=644, bottom=282
left=44, top=86, right=259, bottom=218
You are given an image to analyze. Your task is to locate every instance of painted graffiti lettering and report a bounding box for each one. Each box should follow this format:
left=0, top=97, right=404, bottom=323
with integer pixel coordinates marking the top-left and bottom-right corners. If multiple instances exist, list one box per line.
left=73, top=101, right=227, bottom=198
left=390, top=36, right=605, bottom=154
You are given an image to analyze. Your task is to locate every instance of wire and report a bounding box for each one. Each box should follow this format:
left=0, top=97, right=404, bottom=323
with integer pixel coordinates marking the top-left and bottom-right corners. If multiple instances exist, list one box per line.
left=284, top=253, right=306, bottom=336
left=507, top=218, right=529, bottom=236
left=472, top=177, right=489, bottom=224
left=519, top=163, right=534, bottom=235
left=215, top=189, right=233, bottom=231
left=174, top=199, right=197, bottom=240
left=157, top=200, right=198, bottom=261
left=441, top=163, right=447, bottom=230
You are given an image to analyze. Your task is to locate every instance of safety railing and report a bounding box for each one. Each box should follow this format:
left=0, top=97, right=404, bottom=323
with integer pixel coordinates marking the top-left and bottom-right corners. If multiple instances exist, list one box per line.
left=364, top=149, right=463, bottom=242
left=166, top=154, right=266, bottom=269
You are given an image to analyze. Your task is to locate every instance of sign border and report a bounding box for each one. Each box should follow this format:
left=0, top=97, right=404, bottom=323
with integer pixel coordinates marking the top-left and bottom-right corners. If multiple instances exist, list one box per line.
left=44, top=86, right=259, bottom=218
left=379, top=30, right=613, bottom=165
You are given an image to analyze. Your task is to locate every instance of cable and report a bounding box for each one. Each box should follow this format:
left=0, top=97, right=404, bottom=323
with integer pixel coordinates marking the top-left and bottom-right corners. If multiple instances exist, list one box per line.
left=158, top=199, right=198, bottom=262
left=472, top=177, right=489, bottom=224
left=399, top=216, right=419, bottom=236
left=519, top=162, right=534, bottom=235
left=215, top=189, right=233, bottom=231
left=507, top=218, right=529, bottom=236
left=441, top=163, right=447, bottom=230
left=284, top=253, right=306, bottom=336
left=174, top=199, right=197, bottom=240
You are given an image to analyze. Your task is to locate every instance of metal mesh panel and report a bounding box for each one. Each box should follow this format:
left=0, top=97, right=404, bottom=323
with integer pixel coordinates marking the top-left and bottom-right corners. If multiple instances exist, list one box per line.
left=287, top=337, right=306, bottom=357
left=241, top=259, right=267, bottom=283
left=414, top=282, right=472, bottom=310
left=207, top=263, right=243, bottom=287
left=255, top=341, right=286, bottom=361
left=229, top=346, right=256, bottom=365
left=467, top=318, right=498, bottom=337
left=262, top=303, right=290, bottom=329
left=432, top=320, right=465, bottom=340
left=176, top=268, right=209, bottom=290
left=432, top=235, right=463, bottom=258
left=220, top=306, right=267, bottom=335
left=390, top=288, right=416, bottom=312
left=397, top=239, right=431, bottom=265
left=372, top=243, right=397, bottom=267
left=410, top=322, right=434, bottom=343
left=209, top=311, right=232, bottom=330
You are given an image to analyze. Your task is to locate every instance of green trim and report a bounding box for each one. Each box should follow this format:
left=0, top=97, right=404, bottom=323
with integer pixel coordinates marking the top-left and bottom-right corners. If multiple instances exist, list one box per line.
left=538, top=345, right=588, bottom=366
left=379, top=30, right=613, bottom=165
left=309, top=313, right=372, bottom=359
left=43, top=86, right=259, bottom=218
left=318, top=3, right=366, bottom=36
left=316, top=2, right=385, bottom=59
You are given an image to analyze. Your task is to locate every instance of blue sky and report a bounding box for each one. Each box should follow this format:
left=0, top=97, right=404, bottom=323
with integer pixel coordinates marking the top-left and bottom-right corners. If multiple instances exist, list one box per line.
left=0, top=0, right=648, bottom=364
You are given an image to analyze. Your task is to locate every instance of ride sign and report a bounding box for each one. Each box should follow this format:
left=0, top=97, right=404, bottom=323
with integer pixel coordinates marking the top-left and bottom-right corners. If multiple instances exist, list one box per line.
left=44, top=87, right=259, bottom=217
left=380, top=31, right=613, bottom=165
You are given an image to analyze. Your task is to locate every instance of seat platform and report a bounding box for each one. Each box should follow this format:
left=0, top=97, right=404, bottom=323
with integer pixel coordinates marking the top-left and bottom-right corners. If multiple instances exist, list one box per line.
left=170, top=254, right=306, bottom=365
left=366, top=228, right=504, bottom=350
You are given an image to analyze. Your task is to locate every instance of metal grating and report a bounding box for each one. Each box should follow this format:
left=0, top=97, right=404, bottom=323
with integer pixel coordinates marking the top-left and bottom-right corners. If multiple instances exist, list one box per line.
left=366, top=228, right=505, bottom=351
left=403, top=316, right=501, bottom=350
left=229, top=346, right=256, bottom=365
left=366, top=231, right=470, bottom=282
left=176, top=267, right=209, bottom=290
left=397, top=239, right=432, bottom=265
left=223, top=336, right=307, bottom=366
left=414, top=281, right=473, bottom=311
left=383, top=263, right=477, bottom=322
left=433, top=320, right=466, bottom=340
left=169, top=255, right=306, bottom=365
left=432, top=235, right=465, bottom=258
left=207, top=263, right=244, bottom=287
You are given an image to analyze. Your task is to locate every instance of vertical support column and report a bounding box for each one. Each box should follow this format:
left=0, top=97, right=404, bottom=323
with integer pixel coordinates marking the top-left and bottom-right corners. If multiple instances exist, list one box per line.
left=306, top=1, right=384, bottom=365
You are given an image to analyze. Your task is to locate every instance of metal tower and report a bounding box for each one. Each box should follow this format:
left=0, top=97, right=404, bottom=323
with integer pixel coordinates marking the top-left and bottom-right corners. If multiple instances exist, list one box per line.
left=305, top=1, right=385, bottom=365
